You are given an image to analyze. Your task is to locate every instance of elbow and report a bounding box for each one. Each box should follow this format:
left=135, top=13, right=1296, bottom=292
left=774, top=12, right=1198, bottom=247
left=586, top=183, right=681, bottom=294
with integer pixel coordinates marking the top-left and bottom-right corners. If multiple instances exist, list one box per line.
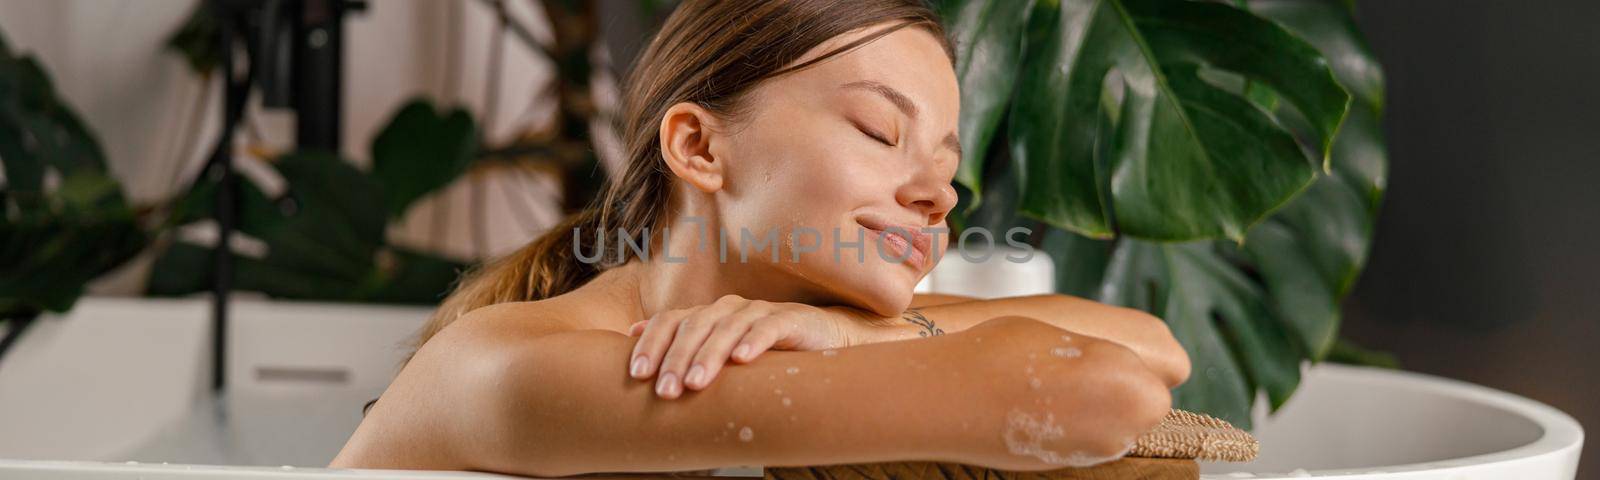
left=1062, top=336, right=1177, bottom=460
left=1122, top=307, right=1190, bottom=388
left=1077, top=341, right=1173, bottom=459
left=966, top=318, right=1172, bottom=468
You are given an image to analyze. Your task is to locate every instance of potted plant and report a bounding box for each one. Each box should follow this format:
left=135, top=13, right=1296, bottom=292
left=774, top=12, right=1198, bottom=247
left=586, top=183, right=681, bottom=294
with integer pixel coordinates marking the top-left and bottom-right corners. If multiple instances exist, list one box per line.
left=936, top=0, right=1390, bottom=428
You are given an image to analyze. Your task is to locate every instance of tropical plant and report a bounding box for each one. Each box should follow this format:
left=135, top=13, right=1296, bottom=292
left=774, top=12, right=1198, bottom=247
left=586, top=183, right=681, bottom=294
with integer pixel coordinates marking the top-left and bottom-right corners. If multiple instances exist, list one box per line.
left=0, top=30, right=147, bottom=326
left=143, top=0, right=619, bottom=302
left=937, top=0, right=1388, bottom=428
left=146, top=100, right=475, bottom=304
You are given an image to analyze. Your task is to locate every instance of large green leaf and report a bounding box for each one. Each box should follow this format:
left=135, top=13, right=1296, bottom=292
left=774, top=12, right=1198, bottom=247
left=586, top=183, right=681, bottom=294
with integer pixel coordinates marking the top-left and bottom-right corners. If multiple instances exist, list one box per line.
left=1098, top=240, right=1302, bottom=428
left=1002, top=0, right=1349, bottom=241
left=150, top=152, right=466, bottom=305
left=370, top=99, right=478, bottom=219
left=1239, top=0, right=1387, bottom=358
left=936, top=0, right=1036, bottom=198
left=0, top=212, right=145, bottom=317
left=1, top=36, right=144, bottom=320
left=950, top=0, right=1387, bottom=428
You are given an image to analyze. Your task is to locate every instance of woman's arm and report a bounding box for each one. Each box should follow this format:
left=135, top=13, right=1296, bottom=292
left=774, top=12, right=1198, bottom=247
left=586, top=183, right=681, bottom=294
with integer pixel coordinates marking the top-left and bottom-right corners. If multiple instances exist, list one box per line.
left=850, top=294, right=1190, bottom=388
left=334, top=311, right=1170, bottom=477
left=908, top=292, right=976, bottom=308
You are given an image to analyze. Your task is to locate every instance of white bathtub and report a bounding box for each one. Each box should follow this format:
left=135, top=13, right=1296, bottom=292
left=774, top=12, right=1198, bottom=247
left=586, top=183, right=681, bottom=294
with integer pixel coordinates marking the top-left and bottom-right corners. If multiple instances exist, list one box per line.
left=0, top=298, right=1583, bottom=479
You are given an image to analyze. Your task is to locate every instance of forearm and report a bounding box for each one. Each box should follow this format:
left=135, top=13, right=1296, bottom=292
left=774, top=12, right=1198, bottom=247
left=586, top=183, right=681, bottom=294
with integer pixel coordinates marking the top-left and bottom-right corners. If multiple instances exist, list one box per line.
left=483, top=318, right=1164, bottom=476
left=847, top=294, right=1190, bottom=387
left=486, top=326, right=1004, bottom=476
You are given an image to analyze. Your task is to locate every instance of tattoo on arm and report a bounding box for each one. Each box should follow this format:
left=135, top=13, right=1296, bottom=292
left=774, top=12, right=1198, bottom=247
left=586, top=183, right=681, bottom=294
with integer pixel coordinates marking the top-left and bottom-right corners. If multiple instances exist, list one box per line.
left=902, top=308, right=944, bottom=338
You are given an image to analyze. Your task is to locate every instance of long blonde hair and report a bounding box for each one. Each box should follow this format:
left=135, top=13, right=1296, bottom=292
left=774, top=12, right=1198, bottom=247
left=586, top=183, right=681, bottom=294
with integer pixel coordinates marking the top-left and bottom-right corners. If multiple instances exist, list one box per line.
left=405, top=0, right=955, bottom=364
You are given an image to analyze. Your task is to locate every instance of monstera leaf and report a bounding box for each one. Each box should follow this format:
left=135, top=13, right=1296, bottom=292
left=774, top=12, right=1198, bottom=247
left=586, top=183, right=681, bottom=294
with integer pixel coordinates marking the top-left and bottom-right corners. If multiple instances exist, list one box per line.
left=944, top=0, right=1349, bottom=241
left=149, top=97, right=478, bottom=305
left=941, top=0, right=1385, bottom=428
left=1, top=31, right=146, bottom=320
left=371, top=99, right=478, bottom=219
left=149, top=151, right=467, bottom=305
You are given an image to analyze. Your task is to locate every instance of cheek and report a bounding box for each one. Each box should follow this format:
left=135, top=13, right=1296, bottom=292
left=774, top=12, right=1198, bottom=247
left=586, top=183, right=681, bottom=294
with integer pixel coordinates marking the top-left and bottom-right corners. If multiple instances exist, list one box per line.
left=733, top=134, right=881, bottom=227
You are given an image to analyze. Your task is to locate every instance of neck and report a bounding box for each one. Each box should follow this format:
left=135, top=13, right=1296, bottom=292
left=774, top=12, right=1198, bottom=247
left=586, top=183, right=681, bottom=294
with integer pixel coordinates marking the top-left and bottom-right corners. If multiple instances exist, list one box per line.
left=581, top=215, right=830, bottom=329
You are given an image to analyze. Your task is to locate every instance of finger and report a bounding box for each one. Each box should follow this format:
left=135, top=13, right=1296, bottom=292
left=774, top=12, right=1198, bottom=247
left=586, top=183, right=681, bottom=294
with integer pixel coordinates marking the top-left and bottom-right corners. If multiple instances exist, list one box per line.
left=684, top=308, right=762, bottom=391
left=628, top=320, right=647, bottom=336
left=655, top=297, right=747, bottom=399
left=629, top=310, right=685, bottom=380
left=728, top=313, right=792, bottom=364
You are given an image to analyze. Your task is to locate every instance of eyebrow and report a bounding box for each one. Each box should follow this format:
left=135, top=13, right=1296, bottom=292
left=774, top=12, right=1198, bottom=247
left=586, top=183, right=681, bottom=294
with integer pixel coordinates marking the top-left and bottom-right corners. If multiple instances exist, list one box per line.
left=840, top=80, right=962, bottom=158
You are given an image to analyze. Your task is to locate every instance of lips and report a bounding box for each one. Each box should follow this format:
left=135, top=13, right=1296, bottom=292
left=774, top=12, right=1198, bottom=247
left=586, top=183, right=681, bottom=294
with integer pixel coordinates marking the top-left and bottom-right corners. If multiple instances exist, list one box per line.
left=856, top=215, right=934, bottom=270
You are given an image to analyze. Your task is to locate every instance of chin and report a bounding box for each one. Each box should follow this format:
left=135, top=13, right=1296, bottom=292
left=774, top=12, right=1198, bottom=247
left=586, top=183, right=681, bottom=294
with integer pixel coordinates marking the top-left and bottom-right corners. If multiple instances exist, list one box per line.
left=841, top=269, right=917, bottom=317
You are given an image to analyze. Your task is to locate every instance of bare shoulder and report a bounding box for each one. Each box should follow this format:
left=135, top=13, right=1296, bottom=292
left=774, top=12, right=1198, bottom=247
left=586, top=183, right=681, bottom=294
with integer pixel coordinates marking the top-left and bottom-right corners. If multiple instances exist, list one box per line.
left=331, top=297, right=615, bottom=471
left=432, top=294, right=615, bottom=346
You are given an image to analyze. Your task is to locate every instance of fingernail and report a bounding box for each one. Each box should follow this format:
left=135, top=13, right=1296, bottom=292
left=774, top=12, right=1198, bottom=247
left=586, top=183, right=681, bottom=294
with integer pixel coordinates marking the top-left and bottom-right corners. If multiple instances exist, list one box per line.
left=630, top=355, right=649, bottom=378
left=733, top=344, right=751, bottom=360
left=685, top=364, right=706, bottom=388
left=656, top=372, right=680, bottom=397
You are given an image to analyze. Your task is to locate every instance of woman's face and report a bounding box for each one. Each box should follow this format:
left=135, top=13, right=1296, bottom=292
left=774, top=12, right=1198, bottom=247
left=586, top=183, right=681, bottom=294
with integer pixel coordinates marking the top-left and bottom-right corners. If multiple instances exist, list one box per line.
left=709, top=23, right=961, bottom=317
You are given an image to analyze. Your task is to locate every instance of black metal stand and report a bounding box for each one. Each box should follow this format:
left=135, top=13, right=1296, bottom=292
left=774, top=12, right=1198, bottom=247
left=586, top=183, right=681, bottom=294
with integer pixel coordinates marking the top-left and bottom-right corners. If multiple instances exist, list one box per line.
left=201, top=0, right=361, bottom=392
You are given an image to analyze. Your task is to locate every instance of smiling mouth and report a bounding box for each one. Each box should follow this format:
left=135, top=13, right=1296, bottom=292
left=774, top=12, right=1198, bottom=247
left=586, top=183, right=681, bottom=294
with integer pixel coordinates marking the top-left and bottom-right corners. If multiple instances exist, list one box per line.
left=856, top=218, right=933, bottom=270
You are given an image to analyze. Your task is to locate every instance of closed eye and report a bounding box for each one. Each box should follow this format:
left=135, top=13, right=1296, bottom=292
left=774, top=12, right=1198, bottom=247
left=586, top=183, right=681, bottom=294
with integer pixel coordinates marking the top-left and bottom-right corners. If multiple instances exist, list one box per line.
left=852, top=121, right=896, bottom=147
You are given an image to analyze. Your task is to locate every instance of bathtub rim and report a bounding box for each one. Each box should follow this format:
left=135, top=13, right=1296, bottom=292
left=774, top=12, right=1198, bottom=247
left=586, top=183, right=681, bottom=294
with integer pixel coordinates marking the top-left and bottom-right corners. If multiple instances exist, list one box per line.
left=1200, top=363, right=1584, bottom=478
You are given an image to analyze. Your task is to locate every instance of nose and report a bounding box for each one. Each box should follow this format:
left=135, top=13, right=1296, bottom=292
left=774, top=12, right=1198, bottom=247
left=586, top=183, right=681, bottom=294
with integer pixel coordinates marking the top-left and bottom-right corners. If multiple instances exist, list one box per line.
left=896, top=167, right=958, bottom=226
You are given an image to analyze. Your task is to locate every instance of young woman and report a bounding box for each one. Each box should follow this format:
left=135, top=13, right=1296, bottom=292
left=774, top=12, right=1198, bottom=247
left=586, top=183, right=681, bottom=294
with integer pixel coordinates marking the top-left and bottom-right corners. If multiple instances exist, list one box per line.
left=330, top=0, right=1189, bottom=476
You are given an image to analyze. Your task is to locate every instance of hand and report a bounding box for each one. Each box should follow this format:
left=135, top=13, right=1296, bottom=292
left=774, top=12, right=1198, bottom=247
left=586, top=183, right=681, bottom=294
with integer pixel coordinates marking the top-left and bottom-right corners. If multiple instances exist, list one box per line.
left=626, top=294, right=862, bottom=399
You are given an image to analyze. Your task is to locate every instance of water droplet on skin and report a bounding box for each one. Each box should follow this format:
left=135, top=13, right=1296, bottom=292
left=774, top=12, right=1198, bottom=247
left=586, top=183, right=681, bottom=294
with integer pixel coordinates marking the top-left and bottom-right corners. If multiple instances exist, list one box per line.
left=822, top=349, right=838, bottom=356
left=789, top=415, right=798, bottom=422
left=786, top=367, right=800, bottom=375
left=1060, top=334, right=1072, bottom=342
left=773, top=388, right=783, bottom=395
left=1052, top=346, right=1082, bottom=358
left=976, top=337, right=983, bottom=343
left=668, top=454, right=677, bottom=461
left=782, top=397, right=792, bottom=407
left=768, top=374, right=776, bottom=380
left=1029, top=378, right=1043, bottom=389
left=1028, top=353, right=1037, bottom=359
left=727, top=421, right=735, bottom=429
left=1025, top=365, right=1034, bottom=374
left=823, top=377, right=832, bottom=384
left=739, top=426, right=755, bottom=442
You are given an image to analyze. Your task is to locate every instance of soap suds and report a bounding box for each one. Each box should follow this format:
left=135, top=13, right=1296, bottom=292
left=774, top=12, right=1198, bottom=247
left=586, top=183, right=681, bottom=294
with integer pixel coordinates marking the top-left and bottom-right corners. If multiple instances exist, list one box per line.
left=1002, top=409, right=1130, bottom=467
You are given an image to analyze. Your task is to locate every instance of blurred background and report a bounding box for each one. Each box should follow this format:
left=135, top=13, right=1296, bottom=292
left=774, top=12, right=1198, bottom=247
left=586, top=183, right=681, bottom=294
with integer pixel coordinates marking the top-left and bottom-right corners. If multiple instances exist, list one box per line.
left=0, top=0, right=1595, bottom=478
left=1342, top=1, right=1600, bottom=478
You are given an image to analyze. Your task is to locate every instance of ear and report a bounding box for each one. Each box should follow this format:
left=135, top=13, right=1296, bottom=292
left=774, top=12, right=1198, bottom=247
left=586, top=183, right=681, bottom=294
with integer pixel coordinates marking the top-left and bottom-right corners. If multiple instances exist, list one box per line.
left=659, top=102, right=726, bottom=193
